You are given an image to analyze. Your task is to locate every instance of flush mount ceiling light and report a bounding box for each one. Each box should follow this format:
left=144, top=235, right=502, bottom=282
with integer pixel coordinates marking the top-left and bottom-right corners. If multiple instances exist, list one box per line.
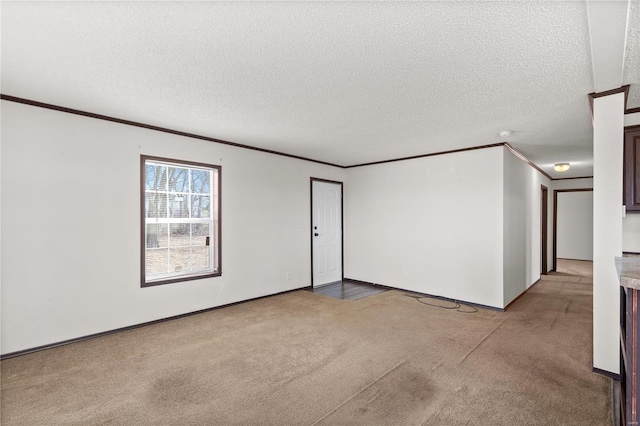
left=499, top=130, right=513, bottom=138
left=554, top=163, right=571, bottom=173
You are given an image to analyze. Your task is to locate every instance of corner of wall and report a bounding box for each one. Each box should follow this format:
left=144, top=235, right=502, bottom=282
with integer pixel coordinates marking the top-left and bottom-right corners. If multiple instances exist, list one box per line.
left=501, top=147, right=551, bottom=308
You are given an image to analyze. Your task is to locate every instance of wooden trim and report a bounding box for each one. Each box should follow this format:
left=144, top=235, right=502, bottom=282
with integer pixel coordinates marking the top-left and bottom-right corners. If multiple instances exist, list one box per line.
left=552, top=188, right=594, bottom=272
left=310, top=179, right=314, bottom=287
left=593, top=367, right=622, bottom=381
left=556, top=257, right=594, bottom=262
left=140, top=155, right=146, bottom=286
left=345, top=143, right=506, bottom=168
left=553, top=189, right=557, bottom=271
left=218, top=164, right=223, bottom=279
left=0, top=94, right=344, bottom=169
left=0, top=93, right=507, bottom=172
left=625, top=126, right=640, bottom=212
left=541, top=185, right=549, bottom=275
left=343, top=278, right=505, bottom=312
left=555, top=188, right=596, bottom=192
left=0, top=286, right=306, bottom=360
left=624, top=252, right=640, bottom=256
left=588, top=85, right=630, bottom=100
left=504, top=143, right=554, bottom=180
left=633, top=290, right=638, bottom=421
left=553, top=176, right=594, bottom=181
left=310, top=178, right=344, bottom=287
left=309, top=178, right=344, bottom=185
left=2, top=93, right=583, bottom=179
left=588, top=85, right=630, bottom=116
left=140, top=155, right=222, bottom=287
left=348, top=142, right=558, bottom=182
left=505, top=144, right=592, bottom=182
left=627, top=107, right=640, bottom=115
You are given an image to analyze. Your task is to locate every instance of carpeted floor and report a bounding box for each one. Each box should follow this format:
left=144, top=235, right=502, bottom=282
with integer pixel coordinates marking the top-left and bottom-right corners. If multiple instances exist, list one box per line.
left=1, top=268, right=610, bottom=425
left=556, top=258, right=593, bottom=277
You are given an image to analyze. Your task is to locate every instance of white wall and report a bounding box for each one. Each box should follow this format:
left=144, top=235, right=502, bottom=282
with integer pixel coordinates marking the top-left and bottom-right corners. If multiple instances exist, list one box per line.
left=503, top=148, right=551, bottom=307
left=592, top=92, right=624, bottom=375
left=622, top=122, right=640, bottom=250
left=0, top=99, right=3, bottom=349
left=625, top=112, right=640, bottom=128
left=623, top=214, right=640, bottom=252
left=551, top=178, right=594, bottom=263
left=0, top=101, right=346, bottom=355
left=556, top=191, right=593, bottom=261
left=623, top=120, right=640, bottom=252
left=552, top=178, right=593, bottom=191
left=0, top=100, right=576, bottom=353
left=344, top=146, right=505, bottom=308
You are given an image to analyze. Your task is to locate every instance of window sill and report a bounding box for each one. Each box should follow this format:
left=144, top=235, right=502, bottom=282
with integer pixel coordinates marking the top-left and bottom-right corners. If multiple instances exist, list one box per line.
left=141, top=270, right=221, bottom=287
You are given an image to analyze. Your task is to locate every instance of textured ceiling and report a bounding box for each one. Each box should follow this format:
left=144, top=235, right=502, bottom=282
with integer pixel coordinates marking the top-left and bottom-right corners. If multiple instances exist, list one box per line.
left=0, top=1, right=635, bottom=177
left=624, top=0, right=640, bottom=110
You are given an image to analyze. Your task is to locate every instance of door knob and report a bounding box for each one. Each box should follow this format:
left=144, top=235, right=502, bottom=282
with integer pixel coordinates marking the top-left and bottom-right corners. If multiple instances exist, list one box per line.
left=314, top=233, right=319, bottom=237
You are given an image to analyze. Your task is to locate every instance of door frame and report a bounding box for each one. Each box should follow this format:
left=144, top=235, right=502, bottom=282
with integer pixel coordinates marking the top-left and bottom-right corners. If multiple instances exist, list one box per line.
left=310, top=178, right=344, bottom=288
left=541, top=185, right=549, bottom=275
left=552, top=188, right=594, bottom=271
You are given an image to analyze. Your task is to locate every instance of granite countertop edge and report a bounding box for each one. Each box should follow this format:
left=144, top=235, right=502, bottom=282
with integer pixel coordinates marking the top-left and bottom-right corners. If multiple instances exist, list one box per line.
left=615, top=256, right=640, bottom=290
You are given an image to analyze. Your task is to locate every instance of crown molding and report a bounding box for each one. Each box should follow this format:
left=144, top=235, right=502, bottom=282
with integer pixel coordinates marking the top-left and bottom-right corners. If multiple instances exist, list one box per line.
left=503, top=143, right=554, bottom=180
left=0, top=94, right=344, bottom=169
left=0, top=93, right=583, bottom=181
left=345, top=142, right=506, bottom=168
left=588, top=84, right=630, bottom=100
left=552, top=176, right=594, bottom=181
left=588, top=84, right=637, bottom=115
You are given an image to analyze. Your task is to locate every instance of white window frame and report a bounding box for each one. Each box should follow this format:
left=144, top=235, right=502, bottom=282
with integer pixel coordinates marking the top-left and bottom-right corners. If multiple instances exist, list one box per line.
left=141, top=155, right=221, bottom=287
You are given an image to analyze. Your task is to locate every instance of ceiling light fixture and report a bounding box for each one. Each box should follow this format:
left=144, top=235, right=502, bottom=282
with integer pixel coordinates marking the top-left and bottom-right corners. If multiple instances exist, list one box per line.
left=554, top=163, right=571, bottom=173
left=499, top=130, right=513, bottom=138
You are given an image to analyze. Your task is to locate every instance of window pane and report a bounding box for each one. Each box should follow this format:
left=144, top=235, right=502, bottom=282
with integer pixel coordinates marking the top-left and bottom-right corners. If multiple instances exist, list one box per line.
left=146, top=164, right=167, bottom=191
left=191, top=195, right=210, bottom=218
left=192, top=246, right=211, bottom=270
left=169, top=194, right=189, bottom=218
left=191, top=223, right=210, bottom=245
left=170, top=247, right=191, bottom=273
left=169, top=223, right=190, bottom=247
left=191, top=169, right=210, bottom=194
left=146, top=223, right=168, bottom=248
left=168, top=167, right=189, bottom=192
left=146, top=222, right=169, bottom=276
left=146, top=248, right=169, bottom=276
left=146, top=193, right=168, bottom=218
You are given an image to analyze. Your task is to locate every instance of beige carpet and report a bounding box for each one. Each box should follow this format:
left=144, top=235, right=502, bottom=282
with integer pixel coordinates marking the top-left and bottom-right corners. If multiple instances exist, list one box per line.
left=556, top=258, right=593, bottom=277
left=1, top=271, right=610, bottom=425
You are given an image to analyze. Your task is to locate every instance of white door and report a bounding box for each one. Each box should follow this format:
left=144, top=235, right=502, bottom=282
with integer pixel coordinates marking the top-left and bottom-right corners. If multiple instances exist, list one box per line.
left=312, top=180, right=342, bottom=287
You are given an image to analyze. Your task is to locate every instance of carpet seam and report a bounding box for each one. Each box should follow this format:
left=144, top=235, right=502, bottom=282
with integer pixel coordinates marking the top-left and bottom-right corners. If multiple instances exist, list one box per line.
left=309, top=359, right=408, bottom=425
left=456, top=321, right=504, bottom=366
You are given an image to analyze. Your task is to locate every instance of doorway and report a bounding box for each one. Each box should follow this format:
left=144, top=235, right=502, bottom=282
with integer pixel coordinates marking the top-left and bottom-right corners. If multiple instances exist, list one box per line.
left=541, top=185, right=548, bottom=275
left=310, top=178, right=343, bottom=287
left=553, top=188, right=594, bottom=272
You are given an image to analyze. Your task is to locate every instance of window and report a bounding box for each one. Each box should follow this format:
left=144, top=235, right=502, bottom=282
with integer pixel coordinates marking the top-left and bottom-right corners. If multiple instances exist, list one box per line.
left=141, top=156, right=221, bottom=286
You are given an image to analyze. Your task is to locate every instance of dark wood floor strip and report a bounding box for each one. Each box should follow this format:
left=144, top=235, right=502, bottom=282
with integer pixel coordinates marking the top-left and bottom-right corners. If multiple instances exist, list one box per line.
left=308, top=281, right=388, bottom=301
